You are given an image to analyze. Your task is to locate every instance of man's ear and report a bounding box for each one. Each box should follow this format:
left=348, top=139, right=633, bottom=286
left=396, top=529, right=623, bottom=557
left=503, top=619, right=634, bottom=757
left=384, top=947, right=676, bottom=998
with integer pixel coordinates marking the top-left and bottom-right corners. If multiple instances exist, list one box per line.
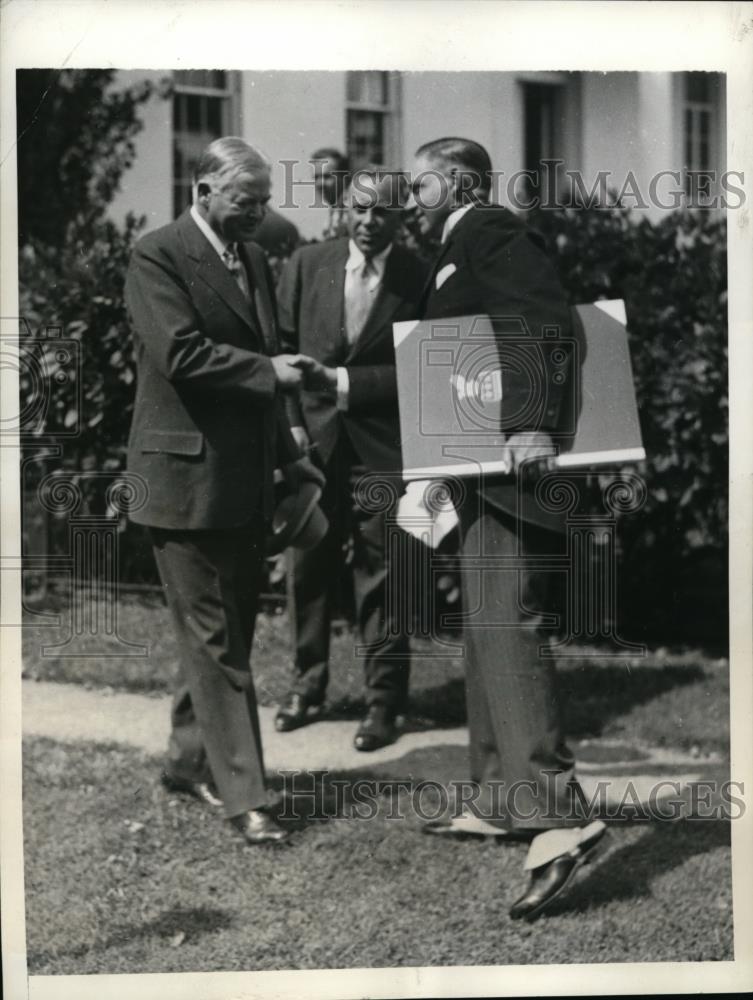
left=448, top=167, right=462, bottom=205
left=196, top=181, right=212, bottom=203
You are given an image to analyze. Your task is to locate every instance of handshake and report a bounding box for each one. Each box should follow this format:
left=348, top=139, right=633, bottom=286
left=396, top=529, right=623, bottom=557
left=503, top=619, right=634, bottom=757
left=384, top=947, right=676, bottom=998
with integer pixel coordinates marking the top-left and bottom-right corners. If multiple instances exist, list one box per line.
left=271, top=354, right=337, bottom=394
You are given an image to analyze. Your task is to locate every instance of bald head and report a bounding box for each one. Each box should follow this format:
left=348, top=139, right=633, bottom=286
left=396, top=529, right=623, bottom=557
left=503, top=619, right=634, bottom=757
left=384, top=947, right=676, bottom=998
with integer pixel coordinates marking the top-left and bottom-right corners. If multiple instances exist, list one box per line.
left=194, top=136, right=271, bottom=190
left=193, top=136, right=272, bottom=243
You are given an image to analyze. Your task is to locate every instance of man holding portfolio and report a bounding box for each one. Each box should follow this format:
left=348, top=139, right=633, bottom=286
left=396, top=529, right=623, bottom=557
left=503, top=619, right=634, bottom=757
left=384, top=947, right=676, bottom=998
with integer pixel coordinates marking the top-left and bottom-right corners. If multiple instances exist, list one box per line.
left=405, top=137, right=606, bottom=920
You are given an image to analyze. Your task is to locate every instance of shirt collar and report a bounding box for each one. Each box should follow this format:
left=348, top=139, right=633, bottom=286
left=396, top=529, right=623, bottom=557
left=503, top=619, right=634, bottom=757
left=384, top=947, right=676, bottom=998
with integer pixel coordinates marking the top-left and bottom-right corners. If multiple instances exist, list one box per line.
left=190, top=204, right=232, bottom=260
left=441, top=203, right=474, bottom=244
left=345, top=239, right=393, bottom=277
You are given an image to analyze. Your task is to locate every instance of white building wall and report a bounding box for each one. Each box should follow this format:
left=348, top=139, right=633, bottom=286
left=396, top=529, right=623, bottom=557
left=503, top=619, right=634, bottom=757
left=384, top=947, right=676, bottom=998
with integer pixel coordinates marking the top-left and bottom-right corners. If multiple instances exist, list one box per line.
left=107, top=69, right=710, bottom=237
left=579, top=71, right=684, bottom=220
left=238, top=71, right=346, bottom=239
left=109, top=71, right=173, bottom=232
left=402, top=72, right=523, bottom=202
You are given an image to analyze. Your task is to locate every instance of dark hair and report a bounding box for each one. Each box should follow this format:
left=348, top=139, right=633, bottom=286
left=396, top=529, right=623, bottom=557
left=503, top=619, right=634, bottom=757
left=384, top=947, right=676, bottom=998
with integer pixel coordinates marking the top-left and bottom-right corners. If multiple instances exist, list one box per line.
left=193, top=137, right=270, bottom=187
left=415, top=137, right=493, bottom=196
left=310, top=147, right=350, bottom=173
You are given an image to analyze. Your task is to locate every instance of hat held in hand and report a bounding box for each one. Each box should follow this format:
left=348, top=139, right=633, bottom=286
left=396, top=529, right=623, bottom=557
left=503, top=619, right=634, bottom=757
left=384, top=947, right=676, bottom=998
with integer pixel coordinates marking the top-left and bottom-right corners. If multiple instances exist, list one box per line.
left=267, top=478, right=329, bottom=555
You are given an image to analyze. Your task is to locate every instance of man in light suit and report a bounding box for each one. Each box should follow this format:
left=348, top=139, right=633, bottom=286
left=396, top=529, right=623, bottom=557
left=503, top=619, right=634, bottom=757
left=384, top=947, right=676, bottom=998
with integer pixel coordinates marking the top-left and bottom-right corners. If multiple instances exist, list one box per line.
left=125, top=137, right=322, bottom=844
left=406, top=138, right=605, bottom=919
left=274, top=168, right=428, bottom=750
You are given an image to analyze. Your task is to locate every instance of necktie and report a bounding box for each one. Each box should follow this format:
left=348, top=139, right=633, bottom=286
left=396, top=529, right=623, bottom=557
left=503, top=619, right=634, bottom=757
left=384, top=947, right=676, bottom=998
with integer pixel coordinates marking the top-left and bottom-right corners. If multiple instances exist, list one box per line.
left=345, top=258, right=377, bottom=343
left=221, top=243, right=274, bottom=352
left=222, top=243, right=250, bottom=300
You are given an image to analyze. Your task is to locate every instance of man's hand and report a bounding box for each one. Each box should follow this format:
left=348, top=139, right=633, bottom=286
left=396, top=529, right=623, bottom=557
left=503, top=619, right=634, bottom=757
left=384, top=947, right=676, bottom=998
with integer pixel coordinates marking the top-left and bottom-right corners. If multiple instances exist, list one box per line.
left=290, top=356, right=338, bottom=394
left=503, top=431, right=556, bottom=472
left=271, top=354, right=308, bottom=392
left=282, top=455, right=326, bottom=491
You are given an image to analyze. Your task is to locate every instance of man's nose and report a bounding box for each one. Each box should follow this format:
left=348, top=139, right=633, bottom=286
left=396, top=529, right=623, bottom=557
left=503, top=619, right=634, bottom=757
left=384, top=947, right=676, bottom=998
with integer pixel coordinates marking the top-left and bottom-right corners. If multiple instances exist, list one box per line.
left=404, top=191, right=418, bottom=212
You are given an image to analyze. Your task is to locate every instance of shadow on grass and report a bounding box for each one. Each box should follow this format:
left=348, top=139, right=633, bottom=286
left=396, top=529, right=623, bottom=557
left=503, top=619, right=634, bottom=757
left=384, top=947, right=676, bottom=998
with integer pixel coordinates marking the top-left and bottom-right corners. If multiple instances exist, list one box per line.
left=545, top=817, right=732, bottom=917
left=558, top=661, right=707, bottom=738
left=268, top=751, right=469, bottom=830
left=28, top=905, right=233, bottom=967
left=403, top=660, right=708, bottom=735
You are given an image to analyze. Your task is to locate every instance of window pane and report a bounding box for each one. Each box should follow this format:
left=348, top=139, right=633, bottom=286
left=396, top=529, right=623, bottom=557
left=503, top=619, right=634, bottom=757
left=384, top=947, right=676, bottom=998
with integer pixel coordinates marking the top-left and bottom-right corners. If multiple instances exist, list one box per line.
left=684, top=108, right=693, bottom=164
left=685, top=72, right=709, bottom=103
left=206, top=97, right=223, bottom=135
left=346, top=70, right=388, bottom=105
left=699, top=136, right=710, bottom=171
left=183, top=94, right=200, bottom=132
left=175, top=69, right=227, bottom=90
left=347, top=109, right=384, bottom=168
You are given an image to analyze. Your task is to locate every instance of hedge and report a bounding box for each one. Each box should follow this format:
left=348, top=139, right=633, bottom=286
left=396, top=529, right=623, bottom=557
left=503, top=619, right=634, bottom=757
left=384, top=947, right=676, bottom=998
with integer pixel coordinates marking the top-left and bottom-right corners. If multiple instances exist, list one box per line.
left=19, top=204, right=727, bottom=642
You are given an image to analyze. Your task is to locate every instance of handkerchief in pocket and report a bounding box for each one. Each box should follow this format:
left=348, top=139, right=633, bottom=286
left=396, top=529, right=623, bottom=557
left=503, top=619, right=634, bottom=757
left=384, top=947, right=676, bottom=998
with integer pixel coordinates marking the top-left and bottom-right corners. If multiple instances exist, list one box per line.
left=435, top=263, right=457, bottom=290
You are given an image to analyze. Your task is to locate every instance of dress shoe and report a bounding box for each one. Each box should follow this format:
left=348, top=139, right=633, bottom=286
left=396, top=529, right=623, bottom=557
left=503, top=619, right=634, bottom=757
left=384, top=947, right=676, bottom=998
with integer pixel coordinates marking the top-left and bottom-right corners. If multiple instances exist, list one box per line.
left=229, top=809, right=291, bottom=845
left=353, top=704, right=397, bottom=752
left=509, top=822, right=607, bottom=921
left=160, top=771, right=223, bottom=808
left=274, top=692, right=321, bottom=732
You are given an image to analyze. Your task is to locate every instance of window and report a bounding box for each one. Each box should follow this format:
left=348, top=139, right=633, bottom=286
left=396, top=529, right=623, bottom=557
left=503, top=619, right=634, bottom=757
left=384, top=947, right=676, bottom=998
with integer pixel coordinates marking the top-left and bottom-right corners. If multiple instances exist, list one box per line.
left=522, top=82, right=564, bottom=205
left=682, top=72, right=723, bottom=199
left=345, top=71, right=400, bottom=169
left=172, top=71, right=237, bottom=218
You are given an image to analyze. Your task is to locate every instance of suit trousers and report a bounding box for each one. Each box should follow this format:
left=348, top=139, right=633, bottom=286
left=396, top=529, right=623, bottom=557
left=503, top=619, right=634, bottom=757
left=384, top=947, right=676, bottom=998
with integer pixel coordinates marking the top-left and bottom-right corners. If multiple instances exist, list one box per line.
left=150, top=522, right=268, bottom=819
left=457, top=485, right=586, bottom=831
left=287, top=441, right=410, bottom=710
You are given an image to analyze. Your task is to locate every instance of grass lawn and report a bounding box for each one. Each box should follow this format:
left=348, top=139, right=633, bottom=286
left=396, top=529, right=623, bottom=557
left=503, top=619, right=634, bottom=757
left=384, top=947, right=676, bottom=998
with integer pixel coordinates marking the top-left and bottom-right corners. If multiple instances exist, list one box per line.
left=22, top=590, right=730, bottom=753
left=23, top=737, right=733, bottom=974
left=21, top=591, right=733, bottom=973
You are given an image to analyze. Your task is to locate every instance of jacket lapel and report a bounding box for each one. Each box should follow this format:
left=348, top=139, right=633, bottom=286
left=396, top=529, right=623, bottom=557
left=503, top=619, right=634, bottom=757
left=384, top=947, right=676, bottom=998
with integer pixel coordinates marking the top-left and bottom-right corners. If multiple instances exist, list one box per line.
left=240, top=243, right=277, bottom=352
left=178, top=211, right=263, bottom=342
left=418, top=206, right=477, bottom=309
left=315, top=241, right=348, bottom=355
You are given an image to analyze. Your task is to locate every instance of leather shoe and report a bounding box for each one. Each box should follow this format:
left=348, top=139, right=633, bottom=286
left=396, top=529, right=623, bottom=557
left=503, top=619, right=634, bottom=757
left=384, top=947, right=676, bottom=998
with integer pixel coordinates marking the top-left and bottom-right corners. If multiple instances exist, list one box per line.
left=275, top=692, right=321, bottom=732
left=353, top=704, right=397, bottom=752
left=160, top=771, right=222, bottom=808
left=229, top=809, right=290, bottom=845
left=509, top=824, right=607, bottom=921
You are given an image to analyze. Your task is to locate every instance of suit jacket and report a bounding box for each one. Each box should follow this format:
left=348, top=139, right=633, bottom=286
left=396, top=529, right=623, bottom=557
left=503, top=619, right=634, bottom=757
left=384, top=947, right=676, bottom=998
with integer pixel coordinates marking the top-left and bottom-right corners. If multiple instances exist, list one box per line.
left=421, top=203, right=573, bottom=530
left=278, top=238, right=428, bottom=472
left=125, top=209, right=298, bottom=530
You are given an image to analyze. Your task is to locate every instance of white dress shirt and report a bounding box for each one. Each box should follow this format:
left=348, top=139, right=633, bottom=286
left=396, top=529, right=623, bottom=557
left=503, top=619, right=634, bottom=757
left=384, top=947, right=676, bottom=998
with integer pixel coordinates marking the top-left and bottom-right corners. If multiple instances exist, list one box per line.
left=336, top=240, right=393, bottom=411
left=440, top=203, right=474, bottom=244
left=190, top=204, right=230, bottom=258
left=189, top=205, right=251, bottom=299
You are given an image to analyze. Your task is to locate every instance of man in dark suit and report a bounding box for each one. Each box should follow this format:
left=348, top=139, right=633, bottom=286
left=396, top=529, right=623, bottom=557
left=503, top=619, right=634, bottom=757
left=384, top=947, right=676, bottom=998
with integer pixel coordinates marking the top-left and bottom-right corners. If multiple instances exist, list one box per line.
left=125, top=136, right=322, bottom=844
left=406, top=138, right=605, bottom=919
left=274, top=168, right=427, bottom=750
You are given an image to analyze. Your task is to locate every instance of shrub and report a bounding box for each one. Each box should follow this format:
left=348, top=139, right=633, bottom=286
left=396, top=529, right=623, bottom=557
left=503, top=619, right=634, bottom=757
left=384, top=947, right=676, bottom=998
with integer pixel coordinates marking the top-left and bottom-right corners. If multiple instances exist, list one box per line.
left=17, top=69, right=727, bottom=641
left=531, top=204, right=728, bottom=640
